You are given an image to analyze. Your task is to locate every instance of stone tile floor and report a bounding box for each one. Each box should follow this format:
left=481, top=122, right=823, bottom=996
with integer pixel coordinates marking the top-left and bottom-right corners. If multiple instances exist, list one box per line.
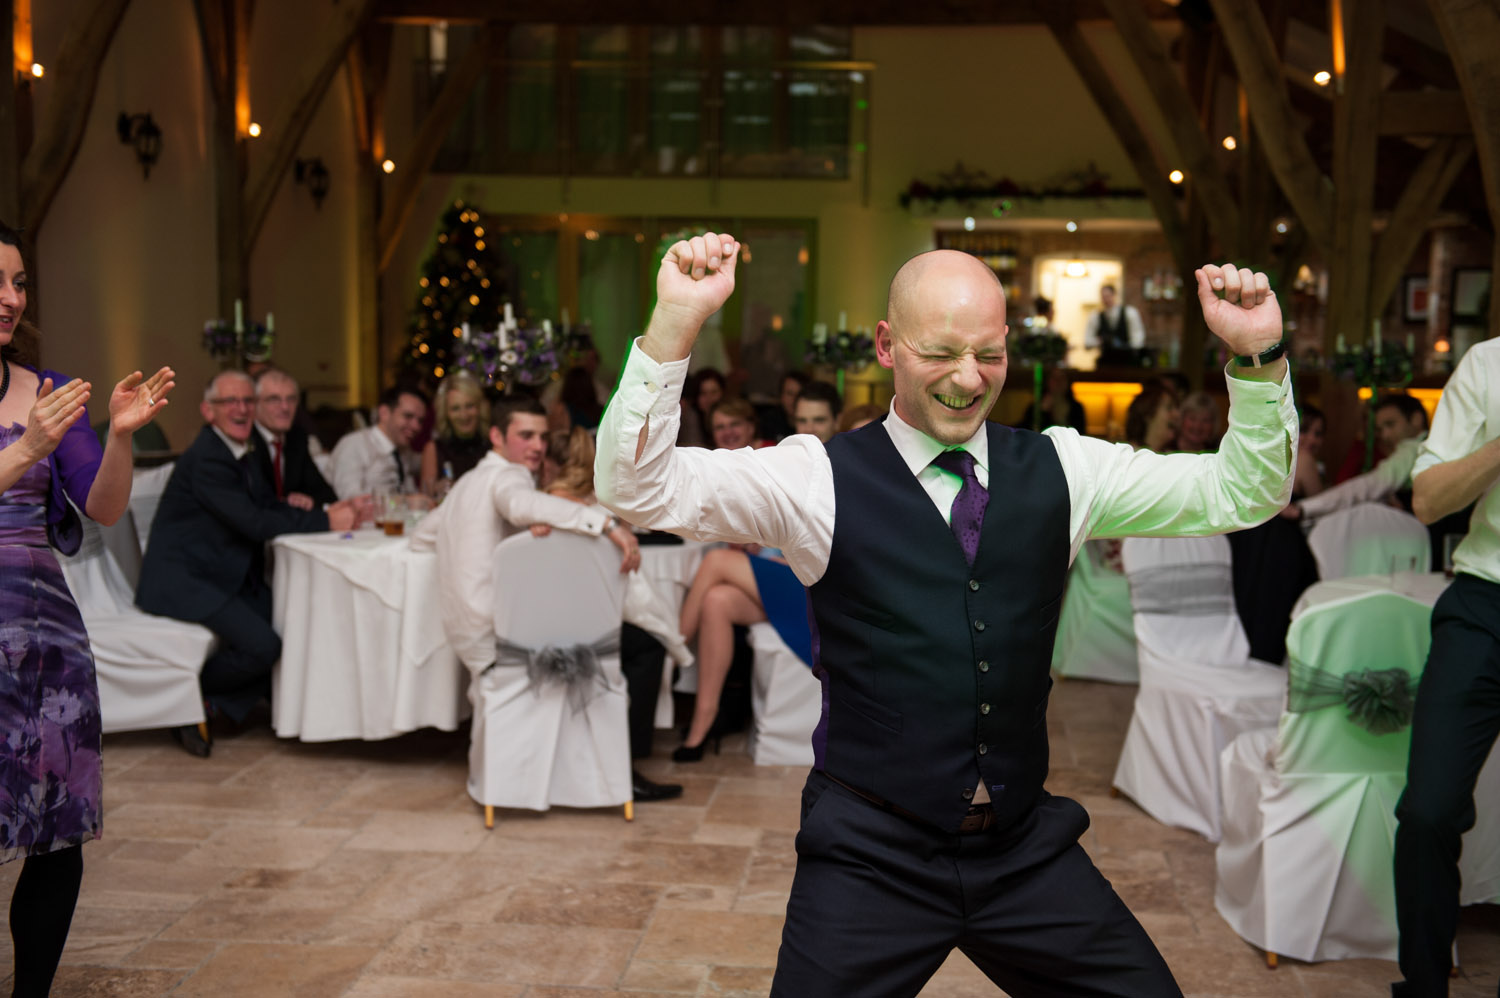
left=1, top=678, right=1495, bottom=996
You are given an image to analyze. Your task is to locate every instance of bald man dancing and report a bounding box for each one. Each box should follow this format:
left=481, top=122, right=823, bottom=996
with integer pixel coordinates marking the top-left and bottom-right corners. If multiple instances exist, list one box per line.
left=595, top=234, right=1296, bottom=997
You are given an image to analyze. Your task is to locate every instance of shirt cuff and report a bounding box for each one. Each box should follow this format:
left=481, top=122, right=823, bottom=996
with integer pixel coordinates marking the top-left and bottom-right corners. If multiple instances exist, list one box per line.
left=619, top=338, right=691, bottom=419
left=1223, top=360, right=1295, bottom=421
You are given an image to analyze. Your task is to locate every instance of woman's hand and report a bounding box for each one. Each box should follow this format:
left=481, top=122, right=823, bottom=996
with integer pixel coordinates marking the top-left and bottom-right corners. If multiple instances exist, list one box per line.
left=18, top=378, right=90, bottom=462
left=108, top=367, right=175, bottom=436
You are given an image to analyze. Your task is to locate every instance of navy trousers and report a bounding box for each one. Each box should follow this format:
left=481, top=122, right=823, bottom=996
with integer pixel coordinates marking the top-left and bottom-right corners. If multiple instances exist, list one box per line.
left=1394, top=573, right=1500, bottom=997
left=770, top=770, right=1181, bottom=997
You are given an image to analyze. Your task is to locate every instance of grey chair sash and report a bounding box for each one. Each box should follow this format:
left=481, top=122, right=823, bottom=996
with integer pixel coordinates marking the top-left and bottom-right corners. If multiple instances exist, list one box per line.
left=1287, top=666, right=1417, bottom=735
left=1127, top=563, right=1236, bottom=616
left=490, top=632, right=620, bottom=713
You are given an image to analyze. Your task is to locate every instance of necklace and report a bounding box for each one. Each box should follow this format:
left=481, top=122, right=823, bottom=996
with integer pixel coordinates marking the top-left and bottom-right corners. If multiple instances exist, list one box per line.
left=0, top=356, right=9, bottom=406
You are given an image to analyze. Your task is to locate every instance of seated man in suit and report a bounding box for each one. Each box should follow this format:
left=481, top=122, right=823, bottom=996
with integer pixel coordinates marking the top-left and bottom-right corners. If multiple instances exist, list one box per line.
left=412, top=398, right=681, bottom=801
left=137, top=370, right=361, bottom=756
left=329, top=385, right=429, bottom=500
left=253, top=367, right=337, bottom=509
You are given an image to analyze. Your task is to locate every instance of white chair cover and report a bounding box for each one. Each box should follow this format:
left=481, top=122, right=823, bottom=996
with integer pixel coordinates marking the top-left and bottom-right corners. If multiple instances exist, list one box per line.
left=1215, top=588, right=1432, bottom=961
left=128, top=462, right=175, bottom=556
left=1306, top=502, right=1430, bottom=581
left=58, top=517, right=214, bottom=734
left=1112, top=535, right=1286, bottom=842
left=1051, top=539, right=1139, bottom=684
left=746, top=622, right=821, bottom=767
left=469, top=531, right=631, bottom=812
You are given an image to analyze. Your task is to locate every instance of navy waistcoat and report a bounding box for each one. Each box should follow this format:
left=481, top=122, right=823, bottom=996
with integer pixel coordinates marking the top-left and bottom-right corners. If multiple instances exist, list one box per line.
left=810, top=418, right=1071, bottom=834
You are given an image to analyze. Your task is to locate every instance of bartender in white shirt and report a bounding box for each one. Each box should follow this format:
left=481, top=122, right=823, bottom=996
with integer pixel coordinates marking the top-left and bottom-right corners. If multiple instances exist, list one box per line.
left=594, top=230, right=1295, bottom=997
left=1392, top=338, right=1500, bottom=997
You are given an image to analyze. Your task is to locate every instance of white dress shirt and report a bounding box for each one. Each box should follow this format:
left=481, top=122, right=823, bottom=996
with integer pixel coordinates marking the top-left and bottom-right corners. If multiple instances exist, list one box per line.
left=1084, top=304, right=1147, bottom=350
left=1415, top=338, right=1500, bottom=586
left=411, top=450, right=610, bottom=672
left=329, top=426, right=417, bottom=499
left=595, top=339, right=1297, bottom=587
left=211, top=426, right=250, bottom=461
left=1298, top=434, right=1425, bottom=521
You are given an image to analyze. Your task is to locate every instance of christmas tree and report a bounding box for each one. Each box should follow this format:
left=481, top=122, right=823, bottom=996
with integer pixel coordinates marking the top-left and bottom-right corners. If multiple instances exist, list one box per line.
left=401, top=200, right=508, bottom=387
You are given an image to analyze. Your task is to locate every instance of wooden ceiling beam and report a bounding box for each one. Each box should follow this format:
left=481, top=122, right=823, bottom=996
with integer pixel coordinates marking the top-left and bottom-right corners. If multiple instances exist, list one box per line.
left=1370, top=134, right=1473, bottom=315
left=373, top=0, right=1178, bottom=25
left=1099, top=0, right=1240, bottom=256
left=1379, top=89, right=1470, bottom=135
left=241, top=0, right=372, bottom=255
left=1040, top=3, right=1188, bottom=270
left=1206, top=0, right=1332, bottom=257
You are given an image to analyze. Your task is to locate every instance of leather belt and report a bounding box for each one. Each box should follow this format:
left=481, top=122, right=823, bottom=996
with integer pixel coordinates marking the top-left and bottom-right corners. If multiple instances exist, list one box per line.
left=823, top=773, right=995, bottom=835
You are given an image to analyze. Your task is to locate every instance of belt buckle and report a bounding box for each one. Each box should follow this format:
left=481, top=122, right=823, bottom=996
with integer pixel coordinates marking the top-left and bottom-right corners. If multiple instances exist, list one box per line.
left=959, top=804, right=994, bottom=834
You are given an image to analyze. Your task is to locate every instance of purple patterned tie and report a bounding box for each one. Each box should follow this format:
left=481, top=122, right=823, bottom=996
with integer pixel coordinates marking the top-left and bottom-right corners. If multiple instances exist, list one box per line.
left=931, top=449, right=988, bottom=566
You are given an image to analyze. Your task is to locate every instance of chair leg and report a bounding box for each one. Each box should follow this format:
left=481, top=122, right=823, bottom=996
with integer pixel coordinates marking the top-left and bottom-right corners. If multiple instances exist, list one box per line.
left=1265, top=951, right=1277, bottom=969
left=1109, top=786, right=1121, bottom=798
left=484, top=805, right=494, bottom=830
left=623, top=801, right=634, bottom=822
left=197, top=721, right=210, bottom=743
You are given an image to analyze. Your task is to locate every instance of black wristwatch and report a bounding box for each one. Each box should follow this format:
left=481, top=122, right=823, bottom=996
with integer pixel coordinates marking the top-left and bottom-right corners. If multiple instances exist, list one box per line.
left=1233, top=341, right=1287, bottom=368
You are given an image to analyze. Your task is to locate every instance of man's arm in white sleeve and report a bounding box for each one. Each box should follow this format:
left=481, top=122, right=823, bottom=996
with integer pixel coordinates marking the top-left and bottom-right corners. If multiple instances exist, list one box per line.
left=1127, top=305, right=1147, bottom=348
left=1296, top=438, right=1419, bottom=520
left=329, top=436, right=361, bottom=500
left=493, top=468, right=609, bottom=535
left=1412, top=344, right=1500, bottom=523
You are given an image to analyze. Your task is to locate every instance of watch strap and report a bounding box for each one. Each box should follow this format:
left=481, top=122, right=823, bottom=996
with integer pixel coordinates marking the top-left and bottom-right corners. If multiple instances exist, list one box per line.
left=1234, top=341, right=1287, bottom=368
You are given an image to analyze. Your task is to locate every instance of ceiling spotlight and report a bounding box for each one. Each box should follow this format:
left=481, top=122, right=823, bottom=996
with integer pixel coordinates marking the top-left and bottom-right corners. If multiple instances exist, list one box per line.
left=1222, top=136, right=1237, bottom=151
left=30, top=64, right=44, bottom=79
left=247, top=122, right=262, bottom=137
left=1275, top=221, right=1289, bottom=234
left=1313, top=70, right=1332, bottom=86
left=1065, top=220, right=1079, bottom=233
left=963, top=217, right=976, bottom=231
left=381, top=159, right=395, bottom=174
left=1168, top=169, right=1185, bottom=184
left=1064, top=259, right=1089, bottom=278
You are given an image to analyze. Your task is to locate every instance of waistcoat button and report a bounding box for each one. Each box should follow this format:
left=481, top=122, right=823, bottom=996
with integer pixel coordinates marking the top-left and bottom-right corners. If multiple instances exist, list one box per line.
left=968, top=579, right=980, bottom=591
left=961, top=788, right=974, bottom=801
left=977, top=743, right=989, bottom=755
left=980, top=703, right=991, bottom=715
left=977, top=660, right=990, bottom=673
left=973, top=619, right=986, bottom=632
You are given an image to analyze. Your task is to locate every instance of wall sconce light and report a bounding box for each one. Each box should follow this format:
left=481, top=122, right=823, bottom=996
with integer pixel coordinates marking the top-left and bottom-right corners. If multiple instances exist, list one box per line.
left=116, top=112, right=163, bottom=179
left=294, top=157, right=331, bottom=209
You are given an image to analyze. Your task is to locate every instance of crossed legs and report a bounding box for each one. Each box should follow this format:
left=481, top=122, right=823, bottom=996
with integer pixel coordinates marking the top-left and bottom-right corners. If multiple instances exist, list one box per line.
left=679, top=548, right=767, bottom=750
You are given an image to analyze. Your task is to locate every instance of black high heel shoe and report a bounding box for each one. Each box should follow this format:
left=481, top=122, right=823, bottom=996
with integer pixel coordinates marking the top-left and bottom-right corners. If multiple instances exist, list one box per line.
left=672, top=733, right=722, bottom=763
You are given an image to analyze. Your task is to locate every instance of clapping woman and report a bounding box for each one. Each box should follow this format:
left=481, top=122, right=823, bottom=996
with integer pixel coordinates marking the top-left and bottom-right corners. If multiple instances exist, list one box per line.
left=0, top=224, right=174, bottom=997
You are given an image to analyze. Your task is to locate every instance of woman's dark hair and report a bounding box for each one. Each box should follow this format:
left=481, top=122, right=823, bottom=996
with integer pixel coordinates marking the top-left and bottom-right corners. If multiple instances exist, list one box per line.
left=0, top=223, right=40, bottom=367
left=560, top=364, right=604, bottom=427
left=1298, top=403, right=1325, bottom=433
left=1124, top=383, right=1174, bottom=448
left=796, top=379, right=843, bottom=419
left=686, top=368, right=726, bottom=413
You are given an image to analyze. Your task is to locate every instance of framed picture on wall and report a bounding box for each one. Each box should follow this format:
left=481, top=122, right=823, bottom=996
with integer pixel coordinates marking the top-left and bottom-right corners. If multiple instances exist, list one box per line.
left=1451, top=268, right=1492, bottom=321
left=1403, top=275, right=1430, bottom=323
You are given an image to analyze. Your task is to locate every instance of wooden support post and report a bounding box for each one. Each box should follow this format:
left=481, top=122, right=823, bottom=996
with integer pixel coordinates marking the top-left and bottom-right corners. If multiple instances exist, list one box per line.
left=1, top=0, right=21, bottom=226
left=196, top=0, right=252, bottom=320
left=347, top=24, right=390, bottom=402
left=1207, top=0, right=1333, bottom=258
left=1326, top=0, right=1384, bottom=354
left=1428, top=0, right=1500, bottom=335
left=1041, top=5, right=1188, bottom=271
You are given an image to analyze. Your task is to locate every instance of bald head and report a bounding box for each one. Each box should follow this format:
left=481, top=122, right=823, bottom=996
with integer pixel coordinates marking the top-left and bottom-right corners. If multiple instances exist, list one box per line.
left=885, top=250, right=1006, bottom=339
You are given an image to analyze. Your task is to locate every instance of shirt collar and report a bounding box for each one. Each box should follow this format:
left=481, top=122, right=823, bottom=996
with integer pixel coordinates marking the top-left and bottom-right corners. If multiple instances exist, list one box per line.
left=372, top=425, right=398, bottom=454
left=255, top=422, right=280, bottom=446
left=881, top=399, right=990, bottom=479
left=211, top=426, right=251, bottom=460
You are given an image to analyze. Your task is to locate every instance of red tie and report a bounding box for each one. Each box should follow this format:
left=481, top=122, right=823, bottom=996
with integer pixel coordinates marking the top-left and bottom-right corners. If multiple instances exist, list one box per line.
left=271, top=438, right=285, bottom=498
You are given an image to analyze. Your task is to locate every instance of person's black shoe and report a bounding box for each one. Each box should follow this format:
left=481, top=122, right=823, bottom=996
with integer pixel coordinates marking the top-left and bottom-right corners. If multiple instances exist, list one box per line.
left=170, top=724, right=212, bottom=758
left=631, top=770, right=684, bottom=801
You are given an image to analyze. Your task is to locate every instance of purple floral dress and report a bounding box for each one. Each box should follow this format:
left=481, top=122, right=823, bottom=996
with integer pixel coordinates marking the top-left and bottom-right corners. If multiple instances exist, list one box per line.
left=0, top=422, right=103, bottom=861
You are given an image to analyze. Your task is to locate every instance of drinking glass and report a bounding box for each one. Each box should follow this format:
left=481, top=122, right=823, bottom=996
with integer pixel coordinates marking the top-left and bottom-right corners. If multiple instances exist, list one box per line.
left=381, top=493, right=407, bottom=537
left=1444, top=534, right=1463, bottom=579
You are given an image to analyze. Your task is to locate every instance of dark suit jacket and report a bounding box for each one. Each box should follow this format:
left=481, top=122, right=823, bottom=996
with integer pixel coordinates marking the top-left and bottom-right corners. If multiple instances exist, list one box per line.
left=137, top=426, right=329, bottom=622
left=252, top=424, right=337, bottom=506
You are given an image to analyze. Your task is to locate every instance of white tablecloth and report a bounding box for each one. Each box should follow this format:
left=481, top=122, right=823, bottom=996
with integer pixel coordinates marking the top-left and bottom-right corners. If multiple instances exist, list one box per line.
left=1292, top=572, right=1452, bottom=619
left=271, top=529, right=467, bottom=741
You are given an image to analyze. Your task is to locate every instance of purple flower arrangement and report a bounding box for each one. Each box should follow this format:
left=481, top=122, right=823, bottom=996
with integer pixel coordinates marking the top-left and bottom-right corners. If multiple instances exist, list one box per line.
left=449, top=304, right=567, bottom=390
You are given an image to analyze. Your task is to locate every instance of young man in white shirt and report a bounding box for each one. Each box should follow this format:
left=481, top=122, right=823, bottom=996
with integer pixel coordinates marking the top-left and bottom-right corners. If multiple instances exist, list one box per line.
left=595, top=232, right=1295, bottom=996
left=412, top=398, right=680, bottom=802
left=329, top=385, right=429, bottom=499
left=1394, top=339, right=1500, bottom=997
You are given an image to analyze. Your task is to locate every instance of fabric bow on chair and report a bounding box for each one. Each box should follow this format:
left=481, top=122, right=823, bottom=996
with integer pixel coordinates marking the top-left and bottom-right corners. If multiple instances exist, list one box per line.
left=1288, top=666, right=1417, bottom=736
left=492, top=634, right=621, bottom=713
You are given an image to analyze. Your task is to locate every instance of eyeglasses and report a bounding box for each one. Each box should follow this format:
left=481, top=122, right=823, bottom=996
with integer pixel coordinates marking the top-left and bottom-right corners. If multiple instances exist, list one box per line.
left=208, top=397, right=256, bottom=408
left=258, top=394, right=297, bottom=406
